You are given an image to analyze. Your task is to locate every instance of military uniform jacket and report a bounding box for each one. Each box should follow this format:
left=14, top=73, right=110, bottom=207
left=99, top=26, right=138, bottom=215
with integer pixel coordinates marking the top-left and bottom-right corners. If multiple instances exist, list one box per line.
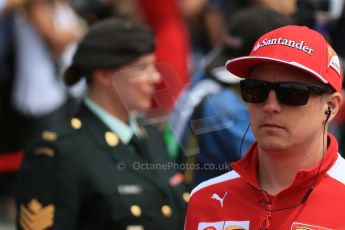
left=16, top=104, right=188, bottom=230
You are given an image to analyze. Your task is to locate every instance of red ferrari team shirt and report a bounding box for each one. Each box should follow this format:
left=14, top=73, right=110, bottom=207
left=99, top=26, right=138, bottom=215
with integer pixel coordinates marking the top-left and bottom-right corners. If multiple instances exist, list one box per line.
left=185, top=134, right=345, bottom=230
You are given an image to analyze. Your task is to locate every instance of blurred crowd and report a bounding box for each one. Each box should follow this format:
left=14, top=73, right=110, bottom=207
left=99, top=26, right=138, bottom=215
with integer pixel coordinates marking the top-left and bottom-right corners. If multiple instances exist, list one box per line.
left=1, top=0, right=345, bottom=229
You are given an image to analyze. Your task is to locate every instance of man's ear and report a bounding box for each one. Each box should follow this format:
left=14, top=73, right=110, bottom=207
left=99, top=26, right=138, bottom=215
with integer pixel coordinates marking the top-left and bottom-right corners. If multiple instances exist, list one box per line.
left=325, top=92, right=343, bottom=121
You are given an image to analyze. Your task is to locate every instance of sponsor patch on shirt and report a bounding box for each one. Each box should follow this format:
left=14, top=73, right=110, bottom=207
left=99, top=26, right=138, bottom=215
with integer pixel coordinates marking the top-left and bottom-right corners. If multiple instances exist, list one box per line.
left=291, top=222, right=333, bottom=230
left=198, top=221, right=249, bottom=230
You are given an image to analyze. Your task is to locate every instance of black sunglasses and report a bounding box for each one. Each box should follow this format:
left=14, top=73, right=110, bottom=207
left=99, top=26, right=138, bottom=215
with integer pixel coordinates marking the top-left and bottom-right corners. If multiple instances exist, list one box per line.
left=240, top=79, right=331, bottom=106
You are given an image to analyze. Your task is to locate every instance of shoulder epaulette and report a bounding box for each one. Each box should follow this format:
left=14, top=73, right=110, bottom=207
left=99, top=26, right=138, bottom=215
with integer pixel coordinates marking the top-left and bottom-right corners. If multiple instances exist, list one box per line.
left=41, top=117, right=83, bottom=143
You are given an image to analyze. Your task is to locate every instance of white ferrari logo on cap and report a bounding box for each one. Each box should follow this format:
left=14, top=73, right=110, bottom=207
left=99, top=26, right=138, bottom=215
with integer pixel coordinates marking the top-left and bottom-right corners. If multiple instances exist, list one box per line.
left=327, top=46, right=341, bottom=77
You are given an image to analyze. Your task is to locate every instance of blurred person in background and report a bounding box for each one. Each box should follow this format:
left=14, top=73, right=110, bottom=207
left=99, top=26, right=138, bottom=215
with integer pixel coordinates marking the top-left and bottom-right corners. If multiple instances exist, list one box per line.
left=178, top=0, right=297, bottom=78
left=0, top=1, right=84, bottom=225
left=253, top=0, right=297, bottom=17
left=71, top=0, right=118, bottom=25
left=136, top=0, right=190, bottom=120
left=73, top=0, right=191, bottom=121
left=11, top=0, right=85, bottom=148
left=16, top=18, right=188, bottom=230
left=169, top=6, right=291, bottom=189
left=179, top=0, right=223, bottom=74
left=0, top=0, right=26, bottom=16
left=0, top=0, right=30, bottom=228
left=330, top=0, right=345, bottom=55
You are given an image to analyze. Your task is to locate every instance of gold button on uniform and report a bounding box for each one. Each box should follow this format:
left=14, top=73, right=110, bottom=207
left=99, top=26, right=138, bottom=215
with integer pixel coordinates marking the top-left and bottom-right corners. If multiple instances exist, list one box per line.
left=42, top=131, right=58, bottom=142
left=161, top=205, right=172, bottom=218
left=71, top=118, right=82, bottom=130
left=140, top=127, right=147, bottom=137
left=105, top=132, right=119, bottom=147
left=130, top=205, right=142, bottom=217
left=183, top=192, right=190, bottom=203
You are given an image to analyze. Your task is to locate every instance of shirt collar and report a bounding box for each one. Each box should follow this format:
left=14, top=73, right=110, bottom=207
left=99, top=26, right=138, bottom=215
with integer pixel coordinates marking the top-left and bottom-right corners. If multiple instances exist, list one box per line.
left=231, top=134, right=339, bottom=190
left=84, top=97, right=141, bottom=144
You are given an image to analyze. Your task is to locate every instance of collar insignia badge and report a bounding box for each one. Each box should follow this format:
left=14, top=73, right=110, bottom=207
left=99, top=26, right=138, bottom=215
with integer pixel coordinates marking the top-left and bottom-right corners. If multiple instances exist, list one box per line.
left=19, top=199, right=55, bottom=230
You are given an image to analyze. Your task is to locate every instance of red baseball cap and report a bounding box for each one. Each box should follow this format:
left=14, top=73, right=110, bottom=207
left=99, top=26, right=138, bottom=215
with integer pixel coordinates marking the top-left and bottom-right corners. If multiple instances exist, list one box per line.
left=226, top=25, right=343, bottom=92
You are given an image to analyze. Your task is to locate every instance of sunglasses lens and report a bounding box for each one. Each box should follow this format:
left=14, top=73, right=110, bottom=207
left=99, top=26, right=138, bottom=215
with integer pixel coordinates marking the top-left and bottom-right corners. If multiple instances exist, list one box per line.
left=240, top=80, right=316, bottom=106
left=240, top=80, right=269, bottom=103
left=277, top=83, right=309, bottom=106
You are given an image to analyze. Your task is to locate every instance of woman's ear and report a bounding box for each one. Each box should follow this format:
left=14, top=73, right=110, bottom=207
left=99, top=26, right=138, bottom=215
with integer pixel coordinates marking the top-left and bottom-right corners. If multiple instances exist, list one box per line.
left=93, top=69, right=114, bottom=87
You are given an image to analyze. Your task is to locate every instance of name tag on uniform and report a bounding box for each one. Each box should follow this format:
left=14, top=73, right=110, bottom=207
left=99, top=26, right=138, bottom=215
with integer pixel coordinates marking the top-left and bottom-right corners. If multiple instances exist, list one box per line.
left=127, top=225, right=144, bottom=230
left=117, top=185, right=143, bottom=195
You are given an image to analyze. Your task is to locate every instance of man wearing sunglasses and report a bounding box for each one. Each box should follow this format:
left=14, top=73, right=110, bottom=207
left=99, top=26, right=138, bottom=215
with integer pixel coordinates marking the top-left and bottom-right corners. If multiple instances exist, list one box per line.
left=185, top=25, right=344, bottom=229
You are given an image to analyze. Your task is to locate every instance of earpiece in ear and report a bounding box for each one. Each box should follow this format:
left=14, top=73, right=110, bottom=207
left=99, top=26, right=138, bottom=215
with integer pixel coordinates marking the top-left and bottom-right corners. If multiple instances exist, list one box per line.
left=325, top=106, right=332, bottom=118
